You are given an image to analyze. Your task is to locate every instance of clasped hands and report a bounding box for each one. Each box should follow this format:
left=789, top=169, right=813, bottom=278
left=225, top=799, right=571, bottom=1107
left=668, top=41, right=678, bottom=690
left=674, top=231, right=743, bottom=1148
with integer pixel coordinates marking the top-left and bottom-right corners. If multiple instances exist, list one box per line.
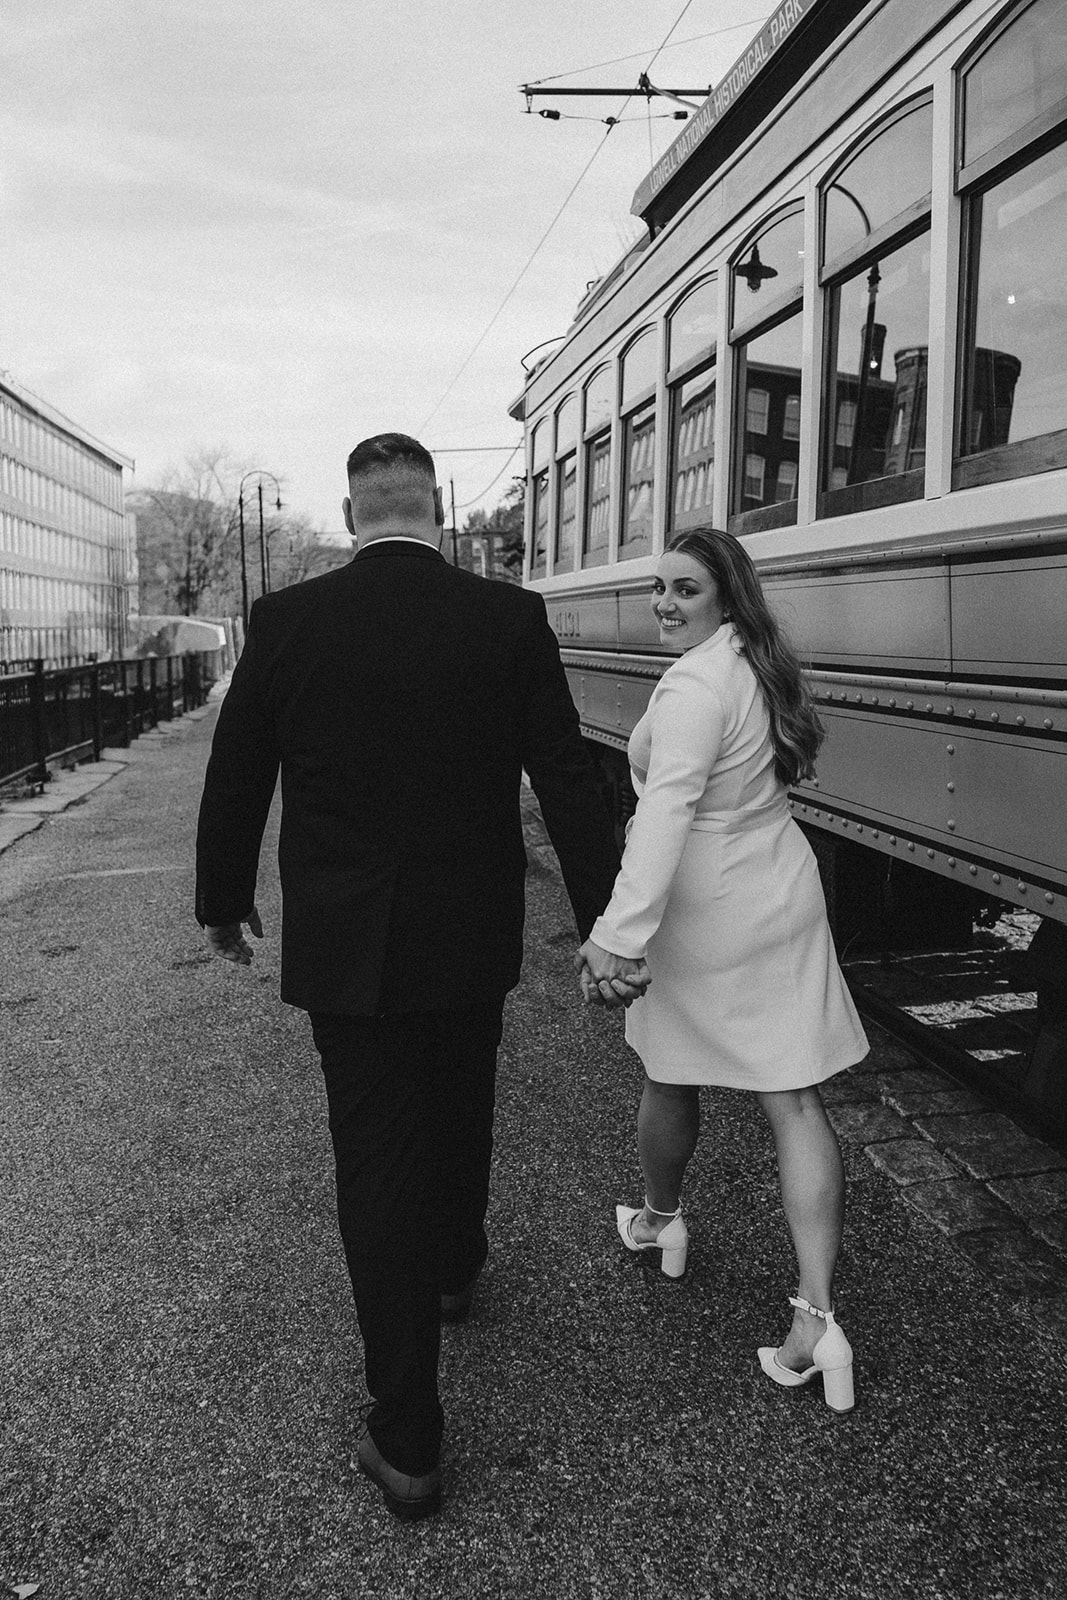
left=206, top=910, right=650, bottom=1011
left=575, top=937, right=651, bottom=1010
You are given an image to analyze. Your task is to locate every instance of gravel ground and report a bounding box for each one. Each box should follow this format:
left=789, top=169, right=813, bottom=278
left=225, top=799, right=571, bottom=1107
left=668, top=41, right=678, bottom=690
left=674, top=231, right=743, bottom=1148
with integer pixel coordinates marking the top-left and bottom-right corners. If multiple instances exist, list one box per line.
left=2, top=710, right=1066, bottom=1600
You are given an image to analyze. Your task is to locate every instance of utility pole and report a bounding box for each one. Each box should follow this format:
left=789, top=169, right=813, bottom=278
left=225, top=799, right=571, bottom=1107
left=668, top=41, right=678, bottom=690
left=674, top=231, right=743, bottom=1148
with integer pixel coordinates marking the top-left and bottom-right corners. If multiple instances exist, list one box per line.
left=450, top=479, right=458, bottom=567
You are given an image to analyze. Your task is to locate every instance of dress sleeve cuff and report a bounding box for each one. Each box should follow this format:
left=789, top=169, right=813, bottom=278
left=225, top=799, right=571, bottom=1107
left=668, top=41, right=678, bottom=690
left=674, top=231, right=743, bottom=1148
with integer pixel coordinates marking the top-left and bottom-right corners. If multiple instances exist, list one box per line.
left=589, top=915, right=647, bottom=962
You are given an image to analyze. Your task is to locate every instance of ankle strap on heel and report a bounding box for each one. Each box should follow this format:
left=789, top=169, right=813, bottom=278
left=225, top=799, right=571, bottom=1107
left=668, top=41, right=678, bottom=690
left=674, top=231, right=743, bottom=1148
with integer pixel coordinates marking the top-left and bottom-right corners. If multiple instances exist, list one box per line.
left=645, top=1197, right=682, bottom=1218
left=788, top=1294, right=836, bottom=1321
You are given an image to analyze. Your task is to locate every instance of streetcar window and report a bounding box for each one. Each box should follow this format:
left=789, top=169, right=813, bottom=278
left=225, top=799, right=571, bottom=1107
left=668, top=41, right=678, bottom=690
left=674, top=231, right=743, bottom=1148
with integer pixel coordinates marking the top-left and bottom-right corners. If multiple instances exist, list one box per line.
left=731, top=210, right=805, bottom=334
left=619, top=331, right=657, bottom=560
left=819, top=98, right=933, bottom=518
left=953, top=0, right=1067, bottom=486
left=670, top=369, right=716, bottom=534
left=668, top=280, right=718, bottom=372
left=529, top=420, right=549, bottom=579
left=823, top=99, right=933, bottom=267
left=582, top=367, right=613, bottom=569
left=732, top=310, right=803, bottom=526
left=667, top=279, right=717, bottom=536
left=960, top=0, right=1067, bottom=172
left=554, top=397, right=578, bottom=572
left=620, top=330, right=657, bottom=409
left=730, top=208, right=804, bottom=533
left=956, top=0, right=1067, bottom=489
left=820, top=231, right=930, bottom=515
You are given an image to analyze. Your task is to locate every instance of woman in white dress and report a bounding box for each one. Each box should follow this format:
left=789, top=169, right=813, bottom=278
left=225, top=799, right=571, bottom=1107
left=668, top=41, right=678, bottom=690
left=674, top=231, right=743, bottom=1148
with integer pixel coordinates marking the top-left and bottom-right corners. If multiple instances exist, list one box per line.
left=579, top=528, right=868, bottom=1413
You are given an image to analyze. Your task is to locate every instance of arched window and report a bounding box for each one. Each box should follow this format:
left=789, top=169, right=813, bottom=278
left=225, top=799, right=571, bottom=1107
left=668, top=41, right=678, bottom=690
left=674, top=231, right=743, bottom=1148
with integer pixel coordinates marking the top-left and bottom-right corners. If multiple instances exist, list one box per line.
left=819, top=95, right=933, bottom=514
left=667, top=278, right=718, bottom=534
left=619, top=331, right=658, bottom=558
left=528, top=420, right=549, bottom=579
left=554, top=397, right=578, bottom=570
left=582, top=366, right=613, bottom=568
left=730, top=207, right=805, bottom=532
left=955, top=0, right=1067, bottom=487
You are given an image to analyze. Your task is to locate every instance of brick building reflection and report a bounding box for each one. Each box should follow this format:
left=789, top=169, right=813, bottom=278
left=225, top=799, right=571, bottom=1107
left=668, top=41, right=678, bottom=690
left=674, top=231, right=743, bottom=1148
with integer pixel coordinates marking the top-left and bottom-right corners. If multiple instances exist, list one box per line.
left=735, top=341, right=1020, bottom=511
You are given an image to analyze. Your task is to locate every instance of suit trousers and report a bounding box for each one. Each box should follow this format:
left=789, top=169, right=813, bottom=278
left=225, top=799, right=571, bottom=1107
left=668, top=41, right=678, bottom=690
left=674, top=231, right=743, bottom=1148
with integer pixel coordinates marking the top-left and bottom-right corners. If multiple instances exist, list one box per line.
left=310, top=1001, right=504, bottom=1476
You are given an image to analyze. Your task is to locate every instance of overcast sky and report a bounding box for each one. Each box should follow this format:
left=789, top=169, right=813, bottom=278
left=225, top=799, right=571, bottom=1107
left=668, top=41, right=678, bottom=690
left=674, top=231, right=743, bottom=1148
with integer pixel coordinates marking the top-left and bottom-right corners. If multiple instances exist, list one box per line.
left=1, top=1, right=767, bottom=532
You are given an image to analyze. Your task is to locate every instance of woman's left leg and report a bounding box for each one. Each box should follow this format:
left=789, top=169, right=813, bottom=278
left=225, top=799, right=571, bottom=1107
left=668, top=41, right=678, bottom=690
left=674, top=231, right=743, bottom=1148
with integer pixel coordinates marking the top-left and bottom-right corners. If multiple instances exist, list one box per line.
left=755, top=1084, right=844, bottom=1370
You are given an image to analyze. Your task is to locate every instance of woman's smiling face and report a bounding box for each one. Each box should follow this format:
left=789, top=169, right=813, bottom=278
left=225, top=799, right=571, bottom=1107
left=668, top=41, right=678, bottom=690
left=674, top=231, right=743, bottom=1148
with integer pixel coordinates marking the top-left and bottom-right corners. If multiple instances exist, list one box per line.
left=650, top=552, right=725, bottom=650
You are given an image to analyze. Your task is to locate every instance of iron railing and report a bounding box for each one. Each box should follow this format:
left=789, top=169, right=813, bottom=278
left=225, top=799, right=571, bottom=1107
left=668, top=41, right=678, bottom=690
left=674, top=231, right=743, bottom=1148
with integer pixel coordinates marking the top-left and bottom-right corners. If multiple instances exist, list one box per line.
left=0, top=651, right=223, bottom=791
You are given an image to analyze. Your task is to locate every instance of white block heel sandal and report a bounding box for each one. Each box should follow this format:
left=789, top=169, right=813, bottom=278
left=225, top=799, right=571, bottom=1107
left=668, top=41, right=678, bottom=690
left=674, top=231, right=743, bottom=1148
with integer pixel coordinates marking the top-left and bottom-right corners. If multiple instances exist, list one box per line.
left=615, top=1202, right=689, bottom=1279
left=757, top=1294, right=855, bottom=1414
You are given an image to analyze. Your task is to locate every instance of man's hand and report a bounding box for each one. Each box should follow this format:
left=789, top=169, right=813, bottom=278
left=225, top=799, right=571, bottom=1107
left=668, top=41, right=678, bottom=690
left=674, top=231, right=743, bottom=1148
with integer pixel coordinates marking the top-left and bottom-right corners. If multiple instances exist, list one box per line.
left=575, top=939, right=651, bottom=1009
left=205, top=908, right=264, bottom=966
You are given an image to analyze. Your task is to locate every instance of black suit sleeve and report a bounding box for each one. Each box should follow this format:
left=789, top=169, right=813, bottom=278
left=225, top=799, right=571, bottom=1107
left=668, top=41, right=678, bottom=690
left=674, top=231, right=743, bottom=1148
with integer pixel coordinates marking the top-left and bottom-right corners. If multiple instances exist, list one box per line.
left=515, top=594, right=621, bottom=940
left=194, top=601, right=281, bottom=927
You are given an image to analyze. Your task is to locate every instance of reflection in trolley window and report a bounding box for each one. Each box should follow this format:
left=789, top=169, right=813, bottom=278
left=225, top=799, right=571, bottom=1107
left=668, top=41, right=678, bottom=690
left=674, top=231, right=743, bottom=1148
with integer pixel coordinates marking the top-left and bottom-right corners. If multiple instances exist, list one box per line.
left=820, top=96, right=933, bottom=517
left=528, top=419, right=549, bottom=579
left=582, top=366, right=613, bottom=569
left=619, top=331, right=657, bottom=560
left=730, top=207, right=806, bottom=534
left=554, top=396, right=578, bottom=573
left=667, top=278, right=718, bottom=536
left=956, top=0, right=1067, bottom=488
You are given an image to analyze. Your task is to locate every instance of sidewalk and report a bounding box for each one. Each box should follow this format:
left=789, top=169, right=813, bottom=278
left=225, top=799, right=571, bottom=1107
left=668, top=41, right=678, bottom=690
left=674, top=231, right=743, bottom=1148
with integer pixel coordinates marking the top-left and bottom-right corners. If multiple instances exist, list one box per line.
left=1, top=703, right=1065, bottom=1599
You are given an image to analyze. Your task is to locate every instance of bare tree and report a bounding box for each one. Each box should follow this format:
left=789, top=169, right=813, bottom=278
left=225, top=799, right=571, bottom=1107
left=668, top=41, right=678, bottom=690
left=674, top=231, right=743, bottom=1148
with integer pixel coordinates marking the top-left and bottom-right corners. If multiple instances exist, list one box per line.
left=129, top=449, right=249, bottom=618
left=266, top=513, right=352, bottom=590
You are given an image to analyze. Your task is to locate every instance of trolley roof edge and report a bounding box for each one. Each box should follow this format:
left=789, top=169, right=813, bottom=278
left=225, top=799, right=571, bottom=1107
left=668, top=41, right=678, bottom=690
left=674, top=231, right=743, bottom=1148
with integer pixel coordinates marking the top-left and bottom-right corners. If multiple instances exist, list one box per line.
left=631, top=0, right=872, bottom=228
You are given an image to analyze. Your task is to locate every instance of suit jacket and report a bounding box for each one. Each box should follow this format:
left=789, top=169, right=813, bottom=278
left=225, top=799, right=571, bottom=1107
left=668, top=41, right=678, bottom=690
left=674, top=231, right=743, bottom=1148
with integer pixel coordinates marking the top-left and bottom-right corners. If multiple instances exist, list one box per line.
left=195, top=539, right=621, bottom=1015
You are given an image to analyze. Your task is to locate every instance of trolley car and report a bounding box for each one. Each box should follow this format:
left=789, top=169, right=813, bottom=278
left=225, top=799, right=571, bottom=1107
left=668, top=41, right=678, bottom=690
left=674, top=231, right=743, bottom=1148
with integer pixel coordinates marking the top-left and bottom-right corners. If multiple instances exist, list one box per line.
left=513, top=0, right=1067, bottom=1114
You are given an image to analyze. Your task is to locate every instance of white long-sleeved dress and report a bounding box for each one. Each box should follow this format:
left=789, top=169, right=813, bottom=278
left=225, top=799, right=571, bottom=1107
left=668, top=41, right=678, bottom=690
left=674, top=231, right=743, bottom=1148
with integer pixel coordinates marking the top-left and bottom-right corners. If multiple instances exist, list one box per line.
left=590, top=623, right=868, bottom=1088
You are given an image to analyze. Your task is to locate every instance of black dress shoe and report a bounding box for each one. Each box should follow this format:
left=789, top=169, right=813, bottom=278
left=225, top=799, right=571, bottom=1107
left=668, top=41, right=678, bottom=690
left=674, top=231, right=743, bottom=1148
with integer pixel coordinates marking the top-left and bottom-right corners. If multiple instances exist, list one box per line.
left=440, top=1271, right=480, bottom=1323
left=357, top=1426, right=441, bottom=1521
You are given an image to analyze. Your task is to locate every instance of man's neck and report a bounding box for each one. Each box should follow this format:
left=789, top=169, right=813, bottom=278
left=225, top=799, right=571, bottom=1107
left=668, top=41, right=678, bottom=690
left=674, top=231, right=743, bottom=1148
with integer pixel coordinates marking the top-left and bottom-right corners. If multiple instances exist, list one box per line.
left=358, top=528, right=438, bottom=546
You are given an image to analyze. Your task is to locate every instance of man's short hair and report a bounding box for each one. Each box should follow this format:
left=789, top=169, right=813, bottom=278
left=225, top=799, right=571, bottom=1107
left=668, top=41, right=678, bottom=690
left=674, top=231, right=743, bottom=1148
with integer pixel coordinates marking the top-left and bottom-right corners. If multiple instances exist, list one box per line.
left=346, top=433, right=436, bottom=485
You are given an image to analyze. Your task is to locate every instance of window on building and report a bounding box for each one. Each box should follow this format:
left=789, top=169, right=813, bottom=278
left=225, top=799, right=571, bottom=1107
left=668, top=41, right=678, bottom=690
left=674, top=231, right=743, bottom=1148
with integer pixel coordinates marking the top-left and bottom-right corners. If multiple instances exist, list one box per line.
left=582, top=366, right=613, bottom=567
left=819, top=97, right=932, bottom=516
left=744, top=454, right=766, bottom=501
left=746, top=389, right=770, bottom=434
left=956, top=0, right=1067, bottom=487
left=667, top=278, right=718, bottom=535
left=730, top=207, right=805, bottom=532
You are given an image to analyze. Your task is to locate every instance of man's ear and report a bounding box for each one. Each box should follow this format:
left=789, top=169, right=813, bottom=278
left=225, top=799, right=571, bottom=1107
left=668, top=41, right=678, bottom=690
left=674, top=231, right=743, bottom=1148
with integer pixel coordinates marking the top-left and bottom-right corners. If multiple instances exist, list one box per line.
left=433, top=486, right=446, bottom=527
left=342, top=496, right=355, bottom=538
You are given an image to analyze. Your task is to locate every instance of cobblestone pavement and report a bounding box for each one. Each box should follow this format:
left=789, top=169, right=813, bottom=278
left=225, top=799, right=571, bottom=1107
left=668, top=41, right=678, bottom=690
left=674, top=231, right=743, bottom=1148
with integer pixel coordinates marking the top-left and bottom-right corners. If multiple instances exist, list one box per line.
left=521, top=801, right=1067, bottom=1343
left=2, top=699, right=1066, bottom=1599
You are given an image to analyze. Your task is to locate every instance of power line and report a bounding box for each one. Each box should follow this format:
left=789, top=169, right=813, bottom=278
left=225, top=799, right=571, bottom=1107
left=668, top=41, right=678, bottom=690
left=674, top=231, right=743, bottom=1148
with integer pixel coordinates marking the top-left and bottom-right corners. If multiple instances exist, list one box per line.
left=415, top=123, right=618, bottom=436
left=453, top=445, right=524, bottom=510
left=417, top=0, right=706, bottom=441
left=524, top=13, right=769, bottom=88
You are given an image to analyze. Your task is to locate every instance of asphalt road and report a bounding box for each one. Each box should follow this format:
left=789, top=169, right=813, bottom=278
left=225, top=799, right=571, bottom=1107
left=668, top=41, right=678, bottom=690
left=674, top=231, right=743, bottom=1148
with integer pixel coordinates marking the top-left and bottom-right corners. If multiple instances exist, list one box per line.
left=1, top=708, right=1065, bottom=1599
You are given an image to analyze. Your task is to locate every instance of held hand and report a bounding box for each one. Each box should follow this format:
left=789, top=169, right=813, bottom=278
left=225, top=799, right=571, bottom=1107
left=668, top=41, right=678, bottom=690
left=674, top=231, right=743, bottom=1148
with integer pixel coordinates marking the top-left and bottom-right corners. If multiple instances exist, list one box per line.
left=206, top=907, right=264, bottom=967
left=575, top=939, right=651, bottom=1009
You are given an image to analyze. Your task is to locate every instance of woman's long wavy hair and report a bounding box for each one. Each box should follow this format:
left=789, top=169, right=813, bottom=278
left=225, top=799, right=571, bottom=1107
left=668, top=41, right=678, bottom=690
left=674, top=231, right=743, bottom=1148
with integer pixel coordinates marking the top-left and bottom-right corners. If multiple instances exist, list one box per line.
left=665, top=527, right=824, bottom=785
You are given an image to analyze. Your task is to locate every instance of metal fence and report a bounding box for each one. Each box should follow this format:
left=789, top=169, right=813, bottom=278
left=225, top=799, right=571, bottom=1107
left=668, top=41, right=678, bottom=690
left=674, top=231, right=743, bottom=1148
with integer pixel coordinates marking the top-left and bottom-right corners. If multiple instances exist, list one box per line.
left=0, top=651, right=223, bottom=791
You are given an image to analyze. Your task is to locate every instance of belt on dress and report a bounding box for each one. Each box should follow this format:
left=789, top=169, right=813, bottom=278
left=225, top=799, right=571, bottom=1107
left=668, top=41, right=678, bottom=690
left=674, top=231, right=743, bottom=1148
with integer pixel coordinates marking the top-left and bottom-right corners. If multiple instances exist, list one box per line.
left=689, top=795, right=791, bottom=834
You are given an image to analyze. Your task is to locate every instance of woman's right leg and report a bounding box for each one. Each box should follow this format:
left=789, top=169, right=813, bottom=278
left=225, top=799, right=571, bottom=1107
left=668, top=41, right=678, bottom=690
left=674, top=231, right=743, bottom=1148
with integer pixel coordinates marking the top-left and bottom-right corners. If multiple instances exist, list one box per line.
left=630, top=1075, right=700, bottom=1243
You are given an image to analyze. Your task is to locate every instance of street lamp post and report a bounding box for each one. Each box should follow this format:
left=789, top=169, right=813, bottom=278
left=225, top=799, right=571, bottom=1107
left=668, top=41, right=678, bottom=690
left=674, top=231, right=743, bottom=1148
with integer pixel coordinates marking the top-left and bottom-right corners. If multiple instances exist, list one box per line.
left=236, top=471, right=284, bottom=629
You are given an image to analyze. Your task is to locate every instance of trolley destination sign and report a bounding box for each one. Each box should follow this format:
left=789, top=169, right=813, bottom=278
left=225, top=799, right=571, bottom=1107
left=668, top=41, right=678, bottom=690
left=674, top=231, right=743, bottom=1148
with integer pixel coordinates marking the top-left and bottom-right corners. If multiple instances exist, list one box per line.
left=631, top=0, right=817, bottom=218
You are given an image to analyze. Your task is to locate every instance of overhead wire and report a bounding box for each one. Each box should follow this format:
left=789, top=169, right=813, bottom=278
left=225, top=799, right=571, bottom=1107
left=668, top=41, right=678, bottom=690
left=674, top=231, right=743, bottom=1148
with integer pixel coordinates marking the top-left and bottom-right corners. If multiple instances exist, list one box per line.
left=523, top=13, right=769, bottom=87
left=452, top=444, right=525, bottom=510
left=417, top=0, right=723, bottom=462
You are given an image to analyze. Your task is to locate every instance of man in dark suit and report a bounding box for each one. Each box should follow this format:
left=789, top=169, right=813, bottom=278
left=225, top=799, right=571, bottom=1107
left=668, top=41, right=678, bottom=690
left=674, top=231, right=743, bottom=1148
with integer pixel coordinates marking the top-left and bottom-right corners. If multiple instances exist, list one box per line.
left=196, top=433, right=645, bottom=1520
